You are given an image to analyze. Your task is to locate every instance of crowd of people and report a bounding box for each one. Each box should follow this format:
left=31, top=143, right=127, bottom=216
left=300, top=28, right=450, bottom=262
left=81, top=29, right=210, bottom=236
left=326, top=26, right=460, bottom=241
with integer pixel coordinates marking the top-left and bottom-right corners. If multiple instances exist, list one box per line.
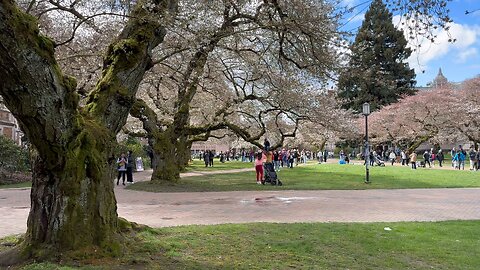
left=363, top=145, right=480, bottom=171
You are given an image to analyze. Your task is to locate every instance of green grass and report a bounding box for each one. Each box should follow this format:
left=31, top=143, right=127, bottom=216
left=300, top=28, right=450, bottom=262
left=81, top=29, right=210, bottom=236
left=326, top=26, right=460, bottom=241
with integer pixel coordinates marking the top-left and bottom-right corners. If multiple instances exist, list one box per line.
left=185, top=159, right=254, bottom=171
left=7, top=220, right=480, bottom=269
left=0, top=181, right=31, bottom=189
left=130, top=163, right=480, bottom=192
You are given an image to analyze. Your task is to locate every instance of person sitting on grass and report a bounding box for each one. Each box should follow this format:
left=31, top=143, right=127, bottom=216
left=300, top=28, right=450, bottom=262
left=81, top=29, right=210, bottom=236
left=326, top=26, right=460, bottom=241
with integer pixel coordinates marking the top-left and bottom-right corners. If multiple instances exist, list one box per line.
left=255, top=152, right=264, bottom=184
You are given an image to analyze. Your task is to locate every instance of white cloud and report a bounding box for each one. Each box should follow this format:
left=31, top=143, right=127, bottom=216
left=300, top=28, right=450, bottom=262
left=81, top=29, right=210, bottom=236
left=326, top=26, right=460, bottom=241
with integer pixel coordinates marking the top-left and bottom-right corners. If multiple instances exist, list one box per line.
left=392, top=15, right=480, bottom=72
left=457, top=48, right=478, bottom=63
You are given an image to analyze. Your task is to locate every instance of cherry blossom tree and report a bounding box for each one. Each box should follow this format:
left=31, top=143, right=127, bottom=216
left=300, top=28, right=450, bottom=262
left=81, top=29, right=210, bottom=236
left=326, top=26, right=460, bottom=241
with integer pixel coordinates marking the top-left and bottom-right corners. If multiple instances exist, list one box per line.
left=367, top=87, right=456, bottom=152
left=452, top=76, right=480, bottom=149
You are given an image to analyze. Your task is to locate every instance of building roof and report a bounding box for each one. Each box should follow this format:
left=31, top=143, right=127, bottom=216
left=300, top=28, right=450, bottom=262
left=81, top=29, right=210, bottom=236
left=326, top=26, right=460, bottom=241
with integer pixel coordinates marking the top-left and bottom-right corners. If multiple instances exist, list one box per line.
left=431, top=68, right=449, bottom=88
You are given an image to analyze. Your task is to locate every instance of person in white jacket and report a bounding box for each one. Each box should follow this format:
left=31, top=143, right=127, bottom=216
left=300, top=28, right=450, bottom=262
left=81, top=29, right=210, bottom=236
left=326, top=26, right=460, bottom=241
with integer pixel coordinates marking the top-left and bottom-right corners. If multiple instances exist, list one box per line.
left=389, top=151, right=396, bottom=166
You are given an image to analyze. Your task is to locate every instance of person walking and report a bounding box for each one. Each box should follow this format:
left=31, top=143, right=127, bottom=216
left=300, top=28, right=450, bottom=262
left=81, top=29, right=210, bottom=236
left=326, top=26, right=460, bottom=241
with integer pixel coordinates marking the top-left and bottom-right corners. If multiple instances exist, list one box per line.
left=452, top=150, right=459, bottom=169
left=476, top=150, right=480, bottom=171
left=126, top=150, right=135, bottom=183
left=116, top=153, right=127, bottom=185
left=369, top=151, right=374, bottom=166
left=254, top=152, right=264, bottom=184
left=203, top=151, right=210, bottom=167
left=430, top=148, right=436, bottom=168
left=451, top=147, right=456, bottom=168
left=437, top=149, right=444, bottom=167
left=273, top=150, right=281, bottom=172
left=458, top=149, right=466, bottom=170
left=317, top=150, right=323, bottom=163
left=400, top=150, right=407, bottom=166
left=423, top=150, right=431, bottom=168
left=209, top=150, right=214, bottom=167
left=288, top=151, right=295, bottom=168
left=409, top=151, right=417, bottom=169
left=468, top=148, right=477, bottom=171
left=389, top=151, right=396, bottom=166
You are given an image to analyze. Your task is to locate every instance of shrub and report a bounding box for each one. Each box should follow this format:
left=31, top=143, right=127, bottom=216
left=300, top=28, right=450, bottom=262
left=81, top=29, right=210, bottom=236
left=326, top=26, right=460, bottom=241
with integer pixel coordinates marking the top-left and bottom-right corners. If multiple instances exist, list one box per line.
left=0, top=135, right=29, bottom=172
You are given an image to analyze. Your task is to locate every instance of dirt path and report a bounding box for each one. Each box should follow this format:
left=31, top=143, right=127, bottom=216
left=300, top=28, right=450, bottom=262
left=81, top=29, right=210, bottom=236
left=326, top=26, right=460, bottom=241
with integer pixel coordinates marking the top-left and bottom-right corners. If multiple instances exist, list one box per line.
left=1, top=167, right=479, bottom=238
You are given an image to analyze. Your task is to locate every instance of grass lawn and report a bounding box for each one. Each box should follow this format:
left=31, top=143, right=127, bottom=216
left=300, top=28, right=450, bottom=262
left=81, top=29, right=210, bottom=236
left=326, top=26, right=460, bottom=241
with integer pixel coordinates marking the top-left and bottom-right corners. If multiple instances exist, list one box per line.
left=185, top=159, right=253, bottom=171
left=5, top=220, right=480, bottom=269
left=0, top=182, right=31, bottom=189
left=130, top=162, right=480, bottom=192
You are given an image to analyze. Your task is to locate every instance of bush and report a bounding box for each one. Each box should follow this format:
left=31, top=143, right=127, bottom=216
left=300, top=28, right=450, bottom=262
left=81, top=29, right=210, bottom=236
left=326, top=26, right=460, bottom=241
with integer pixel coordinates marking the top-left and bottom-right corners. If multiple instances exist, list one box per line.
left=0, top=135, right=29, bottom=173
left=0, top=135, right=31, bottom=184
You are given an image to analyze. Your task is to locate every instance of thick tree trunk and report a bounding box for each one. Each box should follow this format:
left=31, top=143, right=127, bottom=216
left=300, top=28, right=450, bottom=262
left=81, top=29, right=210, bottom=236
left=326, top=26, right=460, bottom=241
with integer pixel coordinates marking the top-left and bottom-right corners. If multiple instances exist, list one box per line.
left=150, top=131, right=181, bottom=182
left=178, top=135, right=192, bottom=171
left=25, top=123, right=118, bottom=254
left=0, top=0, right=176, bottom=262
left=131, top=100, right=188, bottom=182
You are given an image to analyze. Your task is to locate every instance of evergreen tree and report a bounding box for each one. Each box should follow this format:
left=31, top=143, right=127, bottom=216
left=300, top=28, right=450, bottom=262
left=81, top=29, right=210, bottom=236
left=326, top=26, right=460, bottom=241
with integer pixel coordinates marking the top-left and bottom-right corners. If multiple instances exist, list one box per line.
left=337, top=0, right=416, bottom=112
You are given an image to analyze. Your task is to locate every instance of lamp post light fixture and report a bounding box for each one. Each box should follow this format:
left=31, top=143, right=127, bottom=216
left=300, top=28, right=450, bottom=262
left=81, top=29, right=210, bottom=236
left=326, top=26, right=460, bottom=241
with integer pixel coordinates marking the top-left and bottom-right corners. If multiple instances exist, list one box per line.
left=362, top=102, right=371, bottom=184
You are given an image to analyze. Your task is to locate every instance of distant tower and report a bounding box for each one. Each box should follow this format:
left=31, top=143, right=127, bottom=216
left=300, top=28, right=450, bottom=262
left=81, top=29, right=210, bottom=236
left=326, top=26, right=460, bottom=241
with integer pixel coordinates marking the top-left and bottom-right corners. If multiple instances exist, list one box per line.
left=431, top=68, right=448, bottom=88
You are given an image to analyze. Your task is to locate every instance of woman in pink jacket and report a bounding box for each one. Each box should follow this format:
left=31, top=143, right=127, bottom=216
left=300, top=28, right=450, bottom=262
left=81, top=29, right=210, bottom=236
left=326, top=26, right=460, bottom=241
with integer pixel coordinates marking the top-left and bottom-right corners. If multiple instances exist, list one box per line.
left=255, top=152, right=264, bottom=184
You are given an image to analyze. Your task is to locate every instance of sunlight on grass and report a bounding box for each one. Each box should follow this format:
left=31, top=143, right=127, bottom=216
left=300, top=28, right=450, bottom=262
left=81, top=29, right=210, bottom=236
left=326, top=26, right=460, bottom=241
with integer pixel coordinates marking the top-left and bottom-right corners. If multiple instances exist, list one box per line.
left=130, top=163, right=480, bottom=192
left=10, top=220, right=480, bottom=269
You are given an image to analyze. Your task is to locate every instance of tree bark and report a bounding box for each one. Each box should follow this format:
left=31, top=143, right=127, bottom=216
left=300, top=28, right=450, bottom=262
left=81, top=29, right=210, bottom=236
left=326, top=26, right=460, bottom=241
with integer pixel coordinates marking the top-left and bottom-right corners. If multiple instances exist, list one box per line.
left=131, top=99, right=184, bottom=182
left=25, top=122, right=118, bottom=253
left=0, top=0, right=175, bottom=261
left=407, top=135, right=434, bottom=153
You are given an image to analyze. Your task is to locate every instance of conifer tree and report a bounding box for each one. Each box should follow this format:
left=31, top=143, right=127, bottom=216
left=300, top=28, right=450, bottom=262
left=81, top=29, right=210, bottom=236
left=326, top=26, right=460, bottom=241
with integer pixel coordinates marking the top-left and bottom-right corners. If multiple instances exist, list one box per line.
left=337, top=0, right=416, bottom=112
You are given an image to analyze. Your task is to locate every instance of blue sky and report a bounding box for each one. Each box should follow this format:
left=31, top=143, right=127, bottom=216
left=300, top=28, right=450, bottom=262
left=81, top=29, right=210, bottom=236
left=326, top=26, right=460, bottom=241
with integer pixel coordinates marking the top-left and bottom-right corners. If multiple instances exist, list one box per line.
left=341, top=0, right=480, bottom=86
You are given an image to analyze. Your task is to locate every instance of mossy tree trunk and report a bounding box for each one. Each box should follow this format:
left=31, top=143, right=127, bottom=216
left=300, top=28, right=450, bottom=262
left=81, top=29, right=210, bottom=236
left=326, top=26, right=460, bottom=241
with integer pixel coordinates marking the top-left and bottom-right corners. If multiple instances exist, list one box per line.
left=131, top=100, right=186, bottom=182
left=131, top=99, right=226, bottom=182
left=0, top=0, right=175, bottom=261
left=26, top=120, right=118, bottom=253
left=129, top=14, right=237, bottom=182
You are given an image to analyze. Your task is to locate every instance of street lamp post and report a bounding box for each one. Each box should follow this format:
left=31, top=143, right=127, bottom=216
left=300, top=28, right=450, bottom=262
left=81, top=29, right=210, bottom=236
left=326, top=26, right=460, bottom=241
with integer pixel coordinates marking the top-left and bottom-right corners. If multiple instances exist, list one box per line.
left=363, top=102, right=371, bottom=184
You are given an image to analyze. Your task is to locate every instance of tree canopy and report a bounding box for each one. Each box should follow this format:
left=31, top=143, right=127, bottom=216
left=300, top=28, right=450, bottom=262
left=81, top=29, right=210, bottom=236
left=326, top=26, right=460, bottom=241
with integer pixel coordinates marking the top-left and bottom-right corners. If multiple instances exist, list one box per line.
left=337, top=0, right=416, bottom=112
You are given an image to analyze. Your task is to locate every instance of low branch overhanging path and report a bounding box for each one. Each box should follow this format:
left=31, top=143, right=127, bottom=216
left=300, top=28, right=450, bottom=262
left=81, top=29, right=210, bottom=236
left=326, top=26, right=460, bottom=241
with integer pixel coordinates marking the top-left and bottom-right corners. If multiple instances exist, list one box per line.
left=1, top=165, right=480, bottom=238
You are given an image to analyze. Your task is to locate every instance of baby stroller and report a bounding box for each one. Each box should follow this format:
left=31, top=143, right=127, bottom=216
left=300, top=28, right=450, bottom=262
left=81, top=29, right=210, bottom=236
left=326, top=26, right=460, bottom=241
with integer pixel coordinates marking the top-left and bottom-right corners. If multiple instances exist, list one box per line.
left=262, top=162, right=283, bottom=186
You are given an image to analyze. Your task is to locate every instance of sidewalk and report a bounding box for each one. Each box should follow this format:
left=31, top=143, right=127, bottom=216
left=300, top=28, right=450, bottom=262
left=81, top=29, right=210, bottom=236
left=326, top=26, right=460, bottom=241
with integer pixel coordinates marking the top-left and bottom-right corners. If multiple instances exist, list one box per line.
left=2, top=184, right=480, bottom=238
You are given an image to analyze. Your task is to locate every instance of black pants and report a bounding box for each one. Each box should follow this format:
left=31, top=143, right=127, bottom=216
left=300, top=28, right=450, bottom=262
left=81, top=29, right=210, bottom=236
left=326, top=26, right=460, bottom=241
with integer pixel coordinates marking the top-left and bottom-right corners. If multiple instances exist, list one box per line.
left=438, top=159, right=443, bottom=167
left=126, top=167, right=133, bottom=182
left=424, top=160, right=431, bottom=168
left=411, top=162, right=416, bottom=169
left=117, top=171, right=126, bottom=184
left=209, top=159, right=213, bottom=166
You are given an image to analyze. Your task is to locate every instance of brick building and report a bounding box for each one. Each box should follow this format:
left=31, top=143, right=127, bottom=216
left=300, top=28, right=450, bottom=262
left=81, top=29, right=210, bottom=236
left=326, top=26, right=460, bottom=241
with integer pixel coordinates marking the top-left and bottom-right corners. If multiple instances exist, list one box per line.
left=0, top=103, right=22, bottom=145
